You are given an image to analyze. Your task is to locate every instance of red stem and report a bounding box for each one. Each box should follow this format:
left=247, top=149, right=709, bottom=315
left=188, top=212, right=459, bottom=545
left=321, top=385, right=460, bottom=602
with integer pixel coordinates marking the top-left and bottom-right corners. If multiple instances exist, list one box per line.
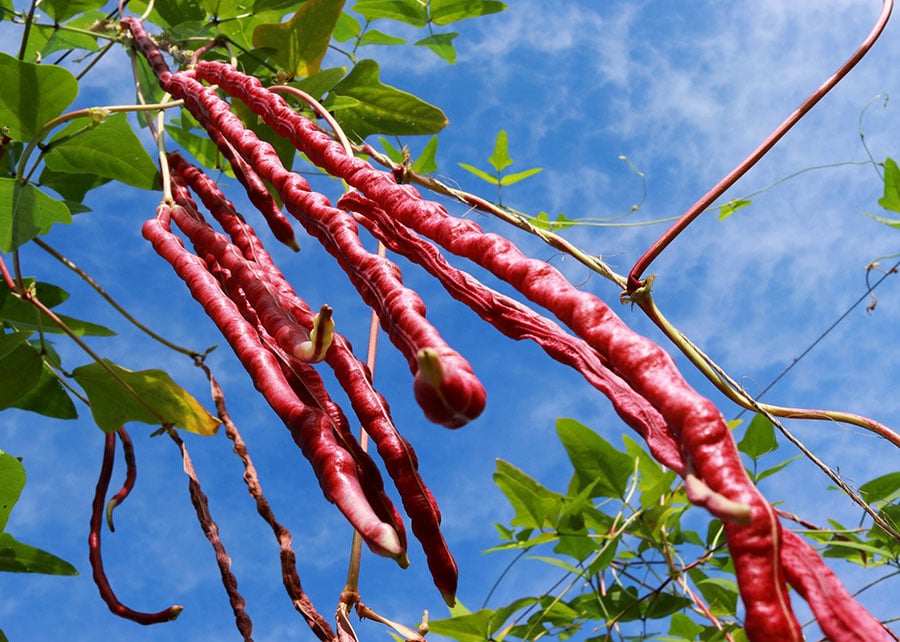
left=626, top=0, right=894, bottom=291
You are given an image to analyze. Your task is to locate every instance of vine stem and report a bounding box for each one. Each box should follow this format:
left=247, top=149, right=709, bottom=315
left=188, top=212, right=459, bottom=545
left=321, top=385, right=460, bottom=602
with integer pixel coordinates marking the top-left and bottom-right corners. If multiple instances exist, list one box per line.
left=31, top=237, right=205, bottom=359
left=626, top=0, right=894, bottom=291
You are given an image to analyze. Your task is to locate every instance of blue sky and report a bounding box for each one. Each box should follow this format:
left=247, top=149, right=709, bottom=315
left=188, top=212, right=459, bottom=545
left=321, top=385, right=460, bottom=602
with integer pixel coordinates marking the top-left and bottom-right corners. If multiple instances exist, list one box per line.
left=1, top=1, right=899, bottom=640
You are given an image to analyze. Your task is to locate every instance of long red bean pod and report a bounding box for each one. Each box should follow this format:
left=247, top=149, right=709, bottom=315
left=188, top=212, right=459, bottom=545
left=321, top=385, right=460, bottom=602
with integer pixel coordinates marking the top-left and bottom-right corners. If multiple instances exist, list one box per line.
left=90, top=431, right=184, bottom=624
left=342, top=191, right=685, bottom=475
left=105, top=427, right=137, bottom=532
left=142, top=204, right=404, bottom=562
left=189, top=63, right=807, bottom=638
left=165, top=62, right=485, bottom=428
left=168, top=152, right=456, bottom=601
left=780, top=530, right=892, bottom=641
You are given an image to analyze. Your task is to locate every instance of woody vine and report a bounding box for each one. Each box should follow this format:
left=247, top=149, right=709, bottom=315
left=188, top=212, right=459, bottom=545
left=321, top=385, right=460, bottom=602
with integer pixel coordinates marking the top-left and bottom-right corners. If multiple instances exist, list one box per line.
left=1, top=2, right=899, bottom=641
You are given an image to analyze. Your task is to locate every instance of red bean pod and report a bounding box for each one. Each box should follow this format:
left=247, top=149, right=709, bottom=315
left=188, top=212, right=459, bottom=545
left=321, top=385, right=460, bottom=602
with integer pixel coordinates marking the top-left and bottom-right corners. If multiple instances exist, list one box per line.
left=189, top=62, right=485, bottom=428
left=165, top=199, right=405, bottom=549
left=142, top=205, right=405, bottom=562
left=90, top=431, right=184, bottom=624
left=341, top=191, right=684, bottom=475
left=166, top=152, right=448, bottom=589
left=780, top=529, right=892, bottom=641
left=105, top=427, right=137, bottom=532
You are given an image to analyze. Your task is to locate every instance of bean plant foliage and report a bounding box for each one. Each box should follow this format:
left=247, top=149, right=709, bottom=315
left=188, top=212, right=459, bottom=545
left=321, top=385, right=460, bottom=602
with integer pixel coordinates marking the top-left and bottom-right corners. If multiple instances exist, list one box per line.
left=0, top=1, right=899, bottom=641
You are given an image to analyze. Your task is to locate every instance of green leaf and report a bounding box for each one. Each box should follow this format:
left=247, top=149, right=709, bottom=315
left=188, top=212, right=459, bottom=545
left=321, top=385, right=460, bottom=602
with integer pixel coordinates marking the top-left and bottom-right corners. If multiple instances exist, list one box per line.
left=352, top=0, right=428, bottom=27
left=415, top=32, right=458, bottom=64
left=0, top=279, right=114, bottom=336
left=0, top=450, right=26, bottom=532
left=330, top=59, right=448, bottom=138
left=292, top=67, right=348, bottom=101
left=493, top=459, right=563, bottom=530
left=718, top=198, right=751, bottom=221
left=457, top=162, right=498, bottom=185
left=41, top=0, right=105, bottom=22
left=38, top=167, right=109, bottom=204
left=878, top=157, right=900, bottom=214
left=859, top=471, right=900, bottom=508
left=0, top=178, right=72, bottom=252
left=72, top=359, right=220, bottom=436
left=427, top=608, right=498, bottom=642
left=42, top=113, right=160, bottom=191
left=488, top=129, right=512, bottom=172
left=737, top=413, right=777, bottom=460
left=557, top=418, right=634, bottom=499
left=11, top=364, right=77, bottom=419
left=668, top=612, right=705, bottom=640
left=754, top=454, right=801, bottom=483
left=429, top=0, right=507, bottom=25
left=0, top=330, right=33, bottom=359
left=333, top=12, right=361, bottom=42
left=253, top=0, right=347, bottom=78
left=359, top=29, right=407, bottom=46
left=500, top=166, right=542, bottom=186
left=0, top=532, right=78, bottom=575
left=690, top=572, right=739, bottom=617
left=413, top=136, right=439, bottom=174
left=377, top=136, right=404, bottom=163
left=0, top=344, right=44, bottom=409
left=0, top=52, right=78, bottom=142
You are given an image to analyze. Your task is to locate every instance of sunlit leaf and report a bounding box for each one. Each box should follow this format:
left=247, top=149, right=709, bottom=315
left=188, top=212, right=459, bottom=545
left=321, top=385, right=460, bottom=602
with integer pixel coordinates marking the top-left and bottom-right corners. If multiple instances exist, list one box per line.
left=499, top=166, right=542, bottom=186
left=333, top=12, right=361, bottom=42
left=493, top=459, right=563, bottom=530
left=0, top=450, right=26, bottom=532
left=359, top=29, right=407, bottom=46
left=0, top=532, right=78, bottom=575
left=754, top=454, right=801, bottom=482
left=0, top=178, right=72, bottom=252
left=330, top=59, right=448, bottom=138
left=43, top=113, right=160, bottom=191
left=41, top=0, right=105, bottom=22
left=415, top=32, right=458, bottom=64
left=718, top=198, right=751, bottom=220
left=253, top=0, right=346, bottom=78
left=0, top=52, right=78, bottom=141
left=557, top=418, right=633, bottom=499
left=352, top=0, right=427, bottom=27
left=737, top=413, right=777, bottom=460
left=73, top=360, right=220, bottom=436
left=292, top=67, right=348, bottom=101
left=859, top=471, right=900, bottom=508
left=488, top=129, right=512, bottom=172
left=874, top=156, right=900, bottom=215
left=413, top=136, right=439, bottom=174
left=457, top=162, right=497, bottom=185
left=429, top=0, right=507, bottom=25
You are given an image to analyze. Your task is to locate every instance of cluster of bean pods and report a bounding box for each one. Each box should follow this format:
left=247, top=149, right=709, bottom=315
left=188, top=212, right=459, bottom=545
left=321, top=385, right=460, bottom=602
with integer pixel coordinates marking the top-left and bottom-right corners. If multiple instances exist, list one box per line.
left=122, top=17, right=891, bottom=640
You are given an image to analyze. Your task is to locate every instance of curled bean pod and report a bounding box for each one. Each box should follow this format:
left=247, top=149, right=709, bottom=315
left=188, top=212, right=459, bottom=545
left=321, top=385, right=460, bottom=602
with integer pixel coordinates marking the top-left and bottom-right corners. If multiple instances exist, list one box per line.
left=142, top=205, right=404, bottom=562
left=105, top=427, right=137, bottom=532
left=90, top=431, right=184, bottom=624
